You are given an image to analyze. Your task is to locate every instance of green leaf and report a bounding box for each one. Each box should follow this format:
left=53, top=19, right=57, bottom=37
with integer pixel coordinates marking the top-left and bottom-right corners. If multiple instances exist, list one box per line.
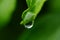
left=26, top=0, right=32, bottom=7
left=20, top=0, right=46, bottom=25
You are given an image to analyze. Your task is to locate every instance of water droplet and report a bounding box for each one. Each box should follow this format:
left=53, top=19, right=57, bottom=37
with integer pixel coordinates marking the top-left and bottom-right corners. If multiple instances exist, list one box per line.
left=24, top=21, right=34, bottom=29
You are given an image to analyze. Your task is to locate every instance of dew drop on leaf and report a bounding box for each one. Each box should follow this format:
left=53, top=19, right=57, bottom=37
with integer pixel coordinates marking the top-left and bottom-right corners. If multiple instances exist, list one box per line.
left=24, top=21, right=34, bottom=29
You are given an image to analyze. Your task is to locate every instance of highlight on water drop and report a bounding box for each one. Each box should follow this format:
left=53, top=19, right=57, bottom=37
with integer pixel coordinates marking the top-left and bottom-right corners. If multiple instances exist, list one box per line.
left=24, top=21, right=34, bottom=29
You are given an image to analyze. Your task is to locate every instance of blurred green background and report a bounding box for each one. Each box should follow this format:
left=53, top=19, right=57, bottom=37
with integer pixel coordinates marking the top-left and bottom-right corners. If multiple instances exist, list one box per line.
left=0, top=0, right=60, bottom=40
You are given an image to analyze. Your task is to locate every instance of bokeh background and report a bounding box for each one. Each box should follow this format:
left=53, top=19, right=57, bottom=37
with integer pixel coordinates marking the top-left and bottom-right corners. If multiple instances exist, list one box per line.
left=0, top=0, right=60, bottom=40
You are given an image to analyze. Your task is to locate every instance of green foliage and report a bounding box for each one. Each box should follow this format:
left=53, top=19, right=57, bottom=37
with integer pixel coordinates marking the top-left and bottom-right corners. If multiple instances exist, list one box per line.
left=0, top=0, right=60, bottom=40
left=18, top=0, right=60, bottom=40
left=0, top=0, right=16, bottom=29
left=20, top=0, right=46, bottom=25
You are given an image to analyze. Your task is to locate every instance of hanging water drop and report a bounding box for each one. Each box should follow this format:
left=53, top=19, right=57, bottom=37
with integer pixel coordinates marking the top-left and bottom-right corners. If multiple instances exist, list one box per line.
left=24, top=21, right=34, bottom=29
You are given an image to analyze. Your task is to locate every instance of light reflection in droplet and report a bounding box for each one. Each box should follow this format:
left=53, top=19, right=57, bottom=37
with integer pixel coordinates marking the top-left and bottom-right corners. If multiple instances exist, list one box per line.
left=24, top=21, right=34, bottom=29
